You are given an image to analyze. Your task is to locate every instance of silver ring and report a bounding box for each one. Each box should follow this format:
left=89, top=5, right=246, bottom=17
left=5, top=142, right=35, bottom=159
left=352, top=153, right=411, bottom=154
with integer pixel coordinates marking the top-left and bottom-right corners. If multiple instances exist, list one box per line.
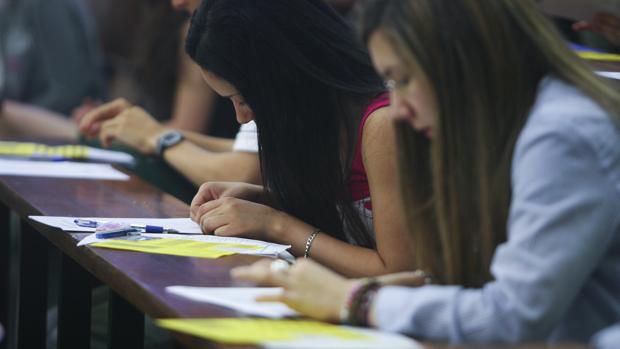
left=270, top=259, right=290, bottom=273
left=414, top=270, right=434, bottom=285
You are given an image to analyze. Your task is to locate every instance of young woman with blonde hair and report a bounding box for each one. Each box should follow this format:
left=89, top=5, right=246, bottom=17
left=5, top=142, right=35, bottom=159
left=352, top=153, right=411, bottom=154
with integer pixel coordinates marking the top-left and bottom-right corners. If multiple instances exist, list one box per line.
left=233, top=0, right=620, bottom=344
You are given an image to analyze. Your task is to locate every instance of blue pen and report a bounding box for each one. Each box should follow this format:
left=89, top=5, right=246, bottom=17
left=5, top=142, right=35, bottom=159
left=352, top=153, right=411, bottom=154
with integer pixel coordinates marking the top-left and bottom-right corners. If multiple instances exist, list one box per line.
left=95, top=227, right=140, bottom=239
left=74, top=219, right=179, bottom=234
left=130, top=224, right=179, bottom=234
left=74, top=219, right=101, bottom=228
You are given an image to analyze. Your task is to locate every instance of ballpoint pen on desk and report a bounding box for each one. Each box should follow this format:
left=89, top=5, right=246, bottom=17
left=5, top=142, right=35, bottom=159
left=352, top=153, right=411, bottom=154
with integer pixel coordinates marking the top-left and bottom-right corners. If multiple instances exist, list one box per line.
left=74, top=219, right=102, bottom=228
left=74, top=219, right=180, bottom=234
left=95, top=227, right=141, bottom=239
left=129, top=224, right=179, bottom=234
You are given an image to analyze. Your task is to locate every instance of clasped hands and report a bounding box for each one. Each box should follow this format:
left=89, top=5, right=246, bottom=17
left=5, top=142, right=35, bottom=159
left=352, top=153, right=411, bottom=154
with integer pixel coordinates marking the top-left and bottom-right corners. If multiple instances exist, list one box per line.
left=190, top=181, right=289, bottom=242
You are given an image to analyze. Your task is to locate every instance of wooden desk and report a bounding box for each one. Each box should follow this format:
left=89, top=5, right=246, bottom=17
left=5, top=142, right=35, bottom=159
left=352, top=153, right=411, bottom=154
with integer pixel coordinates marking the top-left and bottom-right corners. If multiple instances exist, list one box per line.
left=0, top=172, right=588, bottom=349
left=0, top=173, right=262, bottom=349
left=588, top=59, right=620, bottom=72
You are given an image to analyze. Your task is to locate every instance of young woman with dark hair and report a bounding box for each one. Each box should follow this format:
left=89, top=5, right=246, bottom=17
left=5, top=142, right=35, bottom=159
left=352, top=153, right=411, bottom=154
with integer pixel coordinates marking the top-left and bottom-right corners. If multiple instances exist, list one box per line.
left=186, top=0, right=416, bottom=277
left=233, top=0, right=620, bottom=344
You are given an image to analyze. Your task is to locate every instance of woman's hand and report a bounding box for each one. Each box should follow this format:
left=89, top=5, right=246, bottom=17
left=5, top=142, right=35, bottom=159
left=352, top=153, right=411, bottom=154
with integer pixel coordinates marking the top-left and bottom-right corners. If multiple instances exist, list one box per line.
left=232, top=259, right=431, bottom=322
left=574, top=12, right=620, bottom=46
left=195, top=196, right=287, bottom=240
left=71, top=97, right=100, bottom=124
left=79, top=98, right=131, bottom=138
left=190, top=182, right=265, bottom=222
left=78, top=98, right=166, bottom=154
left=231, top=259, right=355, bottom=322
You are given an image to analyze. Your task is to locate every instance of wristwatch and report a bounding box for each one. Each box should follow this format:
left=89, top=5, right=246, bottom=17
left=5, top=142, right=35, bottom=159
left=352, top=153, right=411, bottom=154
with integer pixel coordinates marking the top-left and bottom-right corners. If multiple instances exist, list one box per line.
left=155, top=130, right=184, bottom=156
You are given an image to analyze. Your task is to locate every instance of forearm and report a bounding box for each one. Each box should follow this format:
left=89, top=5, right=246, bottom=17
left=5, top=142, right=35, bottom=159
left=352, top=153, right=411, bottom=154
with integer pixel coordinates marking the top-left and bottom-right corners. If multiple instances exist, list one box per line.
left=0, top=101, right=77, bottom=141
left=177, top=130, right=235, bottom=152
left=271, top=214, right=412, bottom=278
left=163, top=141, right=261, bottom=186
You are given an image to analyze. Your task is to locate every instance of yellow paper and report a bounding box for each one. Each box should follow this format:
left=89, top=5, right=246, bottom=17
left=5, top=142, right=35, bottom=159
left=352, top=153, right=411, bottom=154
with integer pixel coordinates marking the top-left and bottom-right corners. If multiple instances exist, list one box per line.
left=578, top=51, right=620, bottom=62
left=92, top=239, right=261, bottom=259
left=0, top=141, right=89, bottom=159
left=155, top=318, right=367, bottom=344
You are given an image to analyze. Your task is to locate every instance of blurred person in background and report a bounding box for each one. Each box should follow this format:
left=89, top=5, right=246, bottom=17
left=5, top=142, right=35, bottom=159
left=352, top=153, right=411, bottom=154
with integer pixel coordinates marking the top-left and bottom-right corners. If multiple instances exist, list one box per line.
left=574, top=11, right=620, bottom=48
left=81, top=0, right=239, bottom=138
left=0, top=0, right=104, bottom=140
left=77, top=0, right=369, bottom=186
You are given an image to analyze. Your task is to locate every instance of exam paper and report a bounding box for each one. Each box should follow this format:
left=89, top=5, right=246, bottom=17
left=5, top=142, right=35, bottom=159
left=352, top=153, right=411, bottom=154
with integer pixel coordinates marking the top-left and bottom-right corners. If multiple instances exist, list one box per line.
left=598, top=71, right=620, bottom=80
left=166, top=286, right=298, bottom=318
left=79, top=233, right=292, bottom=259
left=536, top=0, right=620, bottom=22
left=29, top=216, right=293, bottom=259
left=86, top=147, right=135, bottom=165
left=579, top=51, right=620, bottom=62
left=29, top=216, right=203, bottom=234
left=90, top=239, right=252, bottom=259
left=0, top=159, right=129, bottom=180
left=0, top=142, right=135, bottom=165
left=156, top=318, right=423, bottom=349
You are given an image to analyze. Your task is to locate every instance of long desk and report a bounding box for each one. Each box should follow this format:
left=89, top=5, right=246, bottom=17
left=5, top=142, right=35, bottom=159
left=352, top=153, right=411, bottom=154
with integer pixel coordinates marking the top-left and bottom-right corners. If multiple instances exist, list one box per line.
left=589, top=59, right=620, bottom=72
left=0, top=170, right=590, bottom=349
left=0, top=173, right=263, bottom=349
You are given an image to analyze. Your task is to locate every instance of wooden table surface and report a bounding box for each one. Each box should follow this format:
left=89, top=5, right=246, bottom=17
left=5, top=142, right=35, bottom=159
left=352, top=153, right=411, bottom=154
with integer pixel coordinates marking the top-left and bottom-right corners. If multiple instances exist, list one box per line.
left=0, top=175, right=256, bottom=317
left=0, top=173, right=269, bottom=349
left=588, top=59, right=620, bottom=72
left=0, top=173, right=590, bottom=349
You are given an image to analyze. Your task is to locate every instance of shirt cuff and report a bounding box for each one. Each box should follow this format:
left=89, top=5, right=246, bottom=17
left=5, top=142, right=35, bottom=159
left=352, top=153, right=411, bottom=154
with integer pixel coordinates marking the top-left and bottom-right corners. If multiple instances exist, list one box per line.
left=371, top=285, right=461, bottom=341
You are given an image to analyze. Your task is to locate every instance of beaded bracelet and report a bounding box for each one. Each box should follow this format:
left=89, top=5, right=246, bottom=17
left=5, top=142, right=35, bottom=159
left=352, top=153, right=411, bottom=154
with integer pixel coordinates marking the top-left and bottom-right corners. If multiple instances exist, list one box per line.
left=339, top=278, right=381, bottom=326
left=303, top=229, right=321, bottom=259
left=339, top=280, right=366, bottom=323
left=351, top=284, right=381, bottom=326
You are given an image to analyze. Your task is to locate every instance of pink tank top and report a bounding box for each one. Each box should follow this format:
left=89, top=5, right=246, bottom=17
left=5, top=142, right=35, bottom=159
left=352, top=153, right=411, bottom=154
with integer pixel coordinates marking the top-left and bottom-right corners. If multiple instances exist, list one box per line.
left=348, top=93, right=390, bottom=217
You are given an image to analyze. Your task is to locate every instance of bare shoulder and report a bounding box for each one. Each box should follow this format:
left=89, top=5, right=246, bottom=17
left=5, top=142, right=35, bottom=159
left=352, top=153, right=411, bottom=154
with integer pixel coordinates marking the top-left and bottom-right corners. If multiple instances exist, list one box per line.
left=361, top=106, right=395, bottom=158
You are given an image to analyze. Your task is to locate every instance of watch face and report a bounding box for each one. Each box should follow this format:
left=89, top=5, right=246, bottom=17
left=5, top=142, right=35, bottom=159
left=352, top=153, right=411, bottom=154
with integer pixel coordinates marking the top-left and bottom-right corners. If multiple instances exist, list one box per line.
left=157, top=131, right=184, bottom=156
left=162, top=132, right=182, bottom=145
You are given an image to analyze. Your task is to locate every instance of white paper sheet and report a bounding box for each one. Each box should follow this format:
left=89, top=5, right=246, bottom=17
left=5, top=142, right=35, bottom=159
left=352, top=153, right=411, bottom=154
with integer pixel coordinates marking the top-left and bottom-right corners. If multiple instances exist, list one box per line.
left=597, top=71, right=620, bottom=80
left=165, top=286, right=423, bottom=349
left=29, top=216, right=202, bottom=233
left=536, top=0, right=620, bottom=22
left=29, top=216, right=293, bottom=260
left=0, top=159, right=129, bottom=180
left=86, top=147, right=135, bottom=165
left=166, top=286, right=298, bottom=318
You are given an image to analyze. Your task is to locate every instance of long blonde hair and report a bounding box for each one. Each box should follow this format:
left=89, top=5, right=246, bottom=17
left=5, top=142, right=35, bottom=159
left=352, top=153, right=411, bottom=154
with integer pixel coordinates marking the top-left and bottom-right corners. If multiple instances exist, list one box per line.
left=360, top=0, right=620, bottom=286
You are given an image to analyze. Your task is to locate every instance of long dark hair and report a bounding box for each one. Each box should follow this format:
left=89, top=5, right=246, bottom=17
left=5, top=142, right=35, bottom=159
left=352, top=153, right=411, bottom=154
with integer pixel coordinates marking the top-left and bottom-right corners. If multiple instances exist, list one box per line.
left=360, top=0, right=620, bottom=286
left=186, top=0, right=384, bottom=247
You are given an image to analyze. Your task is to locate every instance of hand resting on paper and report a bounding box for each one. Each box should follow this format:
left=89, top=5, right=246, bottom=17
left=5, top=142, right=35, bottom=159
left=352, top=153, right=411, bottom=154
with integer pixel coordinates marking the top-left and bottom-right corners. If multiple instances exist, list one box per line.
left=231, top=258, right=430, bottom=322
left=190, top=182, right=266, bottom=222
left=190, top=181, right=317, bottom=248
left=194, top=196, right=290, bottom=240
